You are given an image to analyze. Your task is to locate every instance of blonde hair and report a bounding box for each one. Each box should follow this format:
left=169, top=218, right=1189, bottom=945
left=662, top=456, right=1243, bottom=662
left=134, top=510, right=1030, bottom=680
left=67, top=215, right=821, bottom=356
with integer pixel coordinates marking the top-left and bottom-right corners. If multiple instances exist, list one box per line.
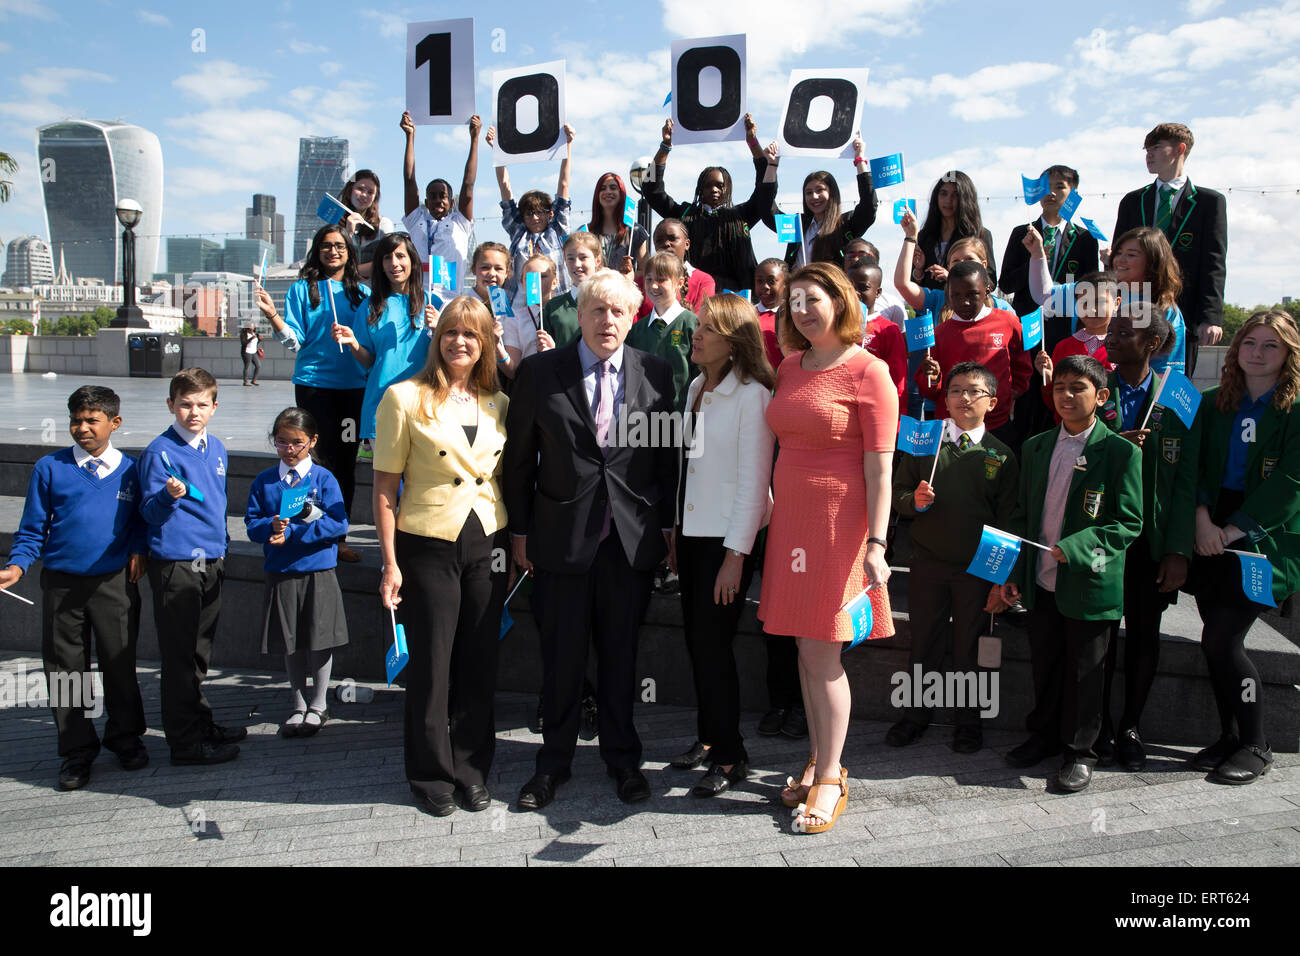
left=576, top=268, right=643, bottom=316
left=1217, top=310, right=1300, bottom=413
left=412, top=296, right=501, bottom=420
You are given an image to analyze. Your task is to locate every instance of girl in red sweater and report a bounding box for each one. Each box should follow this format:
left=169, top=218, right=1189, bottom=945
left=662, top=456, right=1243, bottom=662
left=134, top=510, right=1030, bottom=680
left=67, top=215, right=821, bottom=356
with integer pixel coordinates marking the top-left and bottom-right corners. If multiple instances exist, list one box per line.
left=1036, top=271, right=1119, bottom=418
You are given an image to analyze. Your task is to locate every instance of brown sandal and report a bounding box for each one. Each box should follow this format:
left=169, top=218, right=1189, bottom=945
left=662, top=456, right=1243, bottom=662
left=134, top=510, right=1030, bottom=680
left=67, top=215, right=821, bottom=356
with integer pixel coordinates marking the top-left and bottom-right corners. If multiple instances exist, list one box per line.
left=780, top=755, right=816, bottom=808
left=791, top=769, right=849, bottom=834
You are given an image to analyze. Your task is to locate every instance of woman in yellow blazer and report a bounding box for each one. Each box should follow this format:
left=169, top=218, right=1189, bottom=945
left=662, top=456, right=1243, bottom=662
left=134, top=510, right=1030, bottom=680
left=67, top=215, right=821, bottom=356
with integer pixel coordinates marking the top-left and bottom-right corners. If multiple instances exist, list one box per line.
left=373, top=295, right=509, bottom=817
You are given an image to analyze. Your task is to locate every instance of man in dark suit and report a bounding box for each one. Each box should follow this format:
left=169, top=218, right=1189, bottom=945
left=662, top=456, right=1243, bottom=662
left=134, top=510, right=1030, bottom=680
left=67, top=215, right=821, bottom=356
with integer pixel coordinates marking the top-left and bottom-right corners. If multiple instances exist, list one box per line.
left=504, top=269, right=678, bottom=810
left=1113, top=123, right=1227, bottom=377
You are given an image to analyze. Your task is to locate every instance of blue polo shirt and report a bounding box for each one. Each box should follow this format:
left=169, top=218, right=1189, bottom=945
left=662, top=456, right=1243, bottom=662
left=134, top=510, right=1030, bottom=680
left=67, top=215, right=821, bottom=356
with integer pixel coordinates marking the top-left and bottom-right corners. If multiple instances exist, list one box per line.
left=1223, top=386, right=1276, bottom=491
left=1116, top=370, right=1153, bottom=432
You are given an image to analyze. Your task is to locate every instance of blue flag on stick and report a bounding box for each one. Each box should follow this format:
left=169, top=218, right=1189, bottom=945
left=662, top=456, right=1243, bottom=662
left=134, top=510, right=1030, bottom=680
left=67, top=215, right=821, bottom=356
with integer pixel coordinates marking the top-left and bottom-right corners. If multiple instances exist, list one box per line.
left=160, top=451, right=204, bottom=502
left=841, top=589, right=874, bottom=651
left=488, top=286, right=514, bottom=317
left=385, top=616, right=409, bottom=685
left=525, top=271, right=541, bottom=306
left=905, top=311, right=935, bottom=352
left=897, top=415, right=943, bottom=457
left=721, top=289, right=752, bottom=302
left=623, top=195, right=637, bottom=227
left=775, top=214, right=802, bottom=244
left=1155, top=368, right=1202, bottom=430
left=1231, top=551, right=1277, bottom=607
left=316, top=193, right=349, bottom=225
left=965, top=525, right=1023, bottom=585
left=1022, top=172, right=1050, bottom=204
left=1080, top=217, right=1108, bottom=242
left=279, top=484, right=311, bottom=520
left=1059, top=189, right=1083, bottom=221
left=1021, top=307, right=1044, bottom=351
left=893, top=198, right=916, bottom=223
left=869, top=153, right=905, bottom=188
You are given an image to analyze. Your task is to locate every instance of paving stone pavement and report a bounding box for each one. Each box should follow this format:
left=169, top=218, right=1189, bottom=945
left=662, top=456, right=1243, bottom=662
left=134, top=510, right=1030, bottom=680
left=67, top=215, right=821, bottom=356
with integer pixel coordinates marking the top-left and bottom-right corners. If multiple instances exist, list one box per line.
left=2, top=653, right=1298, bottom=867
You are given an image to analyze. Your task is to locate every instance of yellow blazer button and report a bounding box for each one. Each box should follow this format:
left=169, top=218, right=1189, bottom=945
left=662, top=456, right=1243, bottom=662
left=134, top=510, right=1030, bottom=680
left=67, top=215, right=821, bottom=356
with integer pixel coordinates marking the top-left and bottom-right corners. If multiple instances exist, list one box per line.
left=453, top=477, right=462, bottom=486
left=476, top=477, right=484, bottom=485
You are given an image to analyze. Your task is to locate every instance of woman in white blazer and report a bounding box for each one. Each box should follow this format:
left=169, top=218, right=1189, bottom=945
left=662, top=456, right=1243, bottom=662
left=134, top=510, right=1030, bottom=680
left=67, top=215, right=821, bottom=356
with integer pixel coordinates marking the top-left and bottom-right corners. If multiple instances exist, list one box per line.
left=669, top=292, right=777, bottom=797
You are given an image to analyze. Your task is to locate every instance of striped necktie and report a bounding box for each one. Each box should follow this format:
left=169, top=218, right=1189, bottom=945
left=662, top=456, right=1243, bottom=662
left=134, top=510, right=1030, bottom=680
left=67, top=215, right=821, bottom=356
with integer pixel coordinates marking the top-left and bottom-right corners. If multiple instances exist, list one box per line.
left=85, top=458, right=103, bottom=475
left=197, top=437, right=207, bottom=455
left=1154, top=185, right=1175, bottom=233
left=957, top=434, right=972, bottom=451
left=285, top=471, right=299, bottom=487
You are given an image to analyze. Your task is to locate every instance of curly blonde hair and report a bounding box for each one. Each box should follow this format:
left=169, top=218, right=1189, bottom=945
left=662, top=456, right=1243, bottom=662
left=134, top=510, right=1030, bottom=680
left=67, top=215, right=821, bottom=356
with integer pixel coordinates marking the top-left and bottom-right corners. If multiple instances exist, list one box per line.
left=1216, top=309, right=1300, bottom=413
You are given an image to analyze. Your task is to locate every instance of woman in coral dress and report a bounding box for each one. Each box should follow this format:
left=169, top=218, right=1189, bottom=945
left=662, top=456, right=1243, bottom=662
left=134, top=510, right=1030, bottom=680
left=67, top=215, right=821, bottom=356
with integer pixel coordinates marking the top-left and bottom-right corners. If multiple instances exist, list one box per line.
left=758, top=261, right=898, bottom=834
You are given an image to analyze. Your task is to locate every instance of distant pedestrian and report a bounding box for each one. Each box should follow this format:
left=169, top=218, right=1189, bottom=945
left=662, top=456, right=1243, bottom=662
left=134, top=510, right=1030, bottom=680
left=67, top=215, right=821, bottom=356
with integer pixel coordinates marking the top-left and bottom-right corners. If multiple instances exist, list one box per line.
left=240, top=325, right=262, bottom=386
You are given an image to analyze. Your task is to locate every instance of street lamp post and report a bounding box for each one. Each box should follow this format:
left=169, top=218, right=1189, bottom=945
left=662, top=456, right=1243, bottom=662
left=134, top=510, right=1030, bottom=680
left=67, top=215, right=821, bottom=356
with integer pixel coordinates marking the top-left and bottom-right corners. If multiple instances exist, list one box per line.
left=112, top=198, right=147, bottom=328
left=628, top=156, right=653, bottom=245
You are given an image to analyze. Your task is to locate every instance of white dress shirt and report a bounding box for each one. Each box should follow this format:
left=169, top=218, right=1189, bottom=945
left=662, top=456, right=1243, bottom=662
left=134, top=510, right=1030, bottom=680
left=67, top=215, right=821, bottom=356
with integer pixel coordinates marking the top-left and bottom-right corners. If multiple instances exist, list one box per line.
left=72, top=442, right=123, bottom=478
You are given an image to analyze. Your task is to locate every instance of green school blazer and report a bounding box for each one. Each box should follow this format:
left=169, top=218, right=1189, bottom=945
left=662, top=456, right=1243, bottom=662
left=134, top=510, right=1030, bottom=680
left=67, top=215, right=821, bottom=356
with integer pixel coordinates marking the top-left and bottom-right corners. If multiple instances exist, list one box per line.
left=1102, top=371, right=1199, bottom=561
left=626, top=308, right=698, bottom=413
left=541, top=292, right=582, bottom=349
left=1196, top=385, right=1300, bottom=604
left=1009, top=420, right=1144, bottom=620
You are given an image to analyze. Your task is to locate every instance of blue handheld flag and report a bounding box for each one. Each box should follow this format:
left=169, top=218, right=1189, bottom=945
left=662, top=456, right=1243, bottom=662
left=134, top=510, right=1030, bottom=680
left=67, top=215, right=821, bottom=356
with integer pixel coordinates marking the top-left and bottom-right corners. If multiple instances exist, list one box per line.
left=488, top=285, right=514, bottom=317
left=905, top=311, right=935, bottom=352
left=1021, top=307, right=1044, bottom=351
left=623, top=195, right=637, bottom=228
left=1059, top=189, right=1083, bottom=221
left=316, top=193, right=349, bottom=225
left=868, top=153, right=905, bottom=188
left=385, top=612, right=409, bottom=686
left=500, top=604, right=514, bottom=640
left=1231, top=551, right=1277, bottom=607
left=774, top=214, right=802, bottom=245
left=965, top=525, right=1024, bottom=585
left=1154, top=368, right=1202, bottom=430
left=525, top=271, right=542, bottom=306
left=892, top=198, right=916, bottom=224
left=841, top=589, right=874, bottom=651
left=721, top=289, right=752, bottom=302
left=1022, top=173, right=1051, bottom=205
left=896, top=415, right=943, bottom=457
left=1080, top=217, right=1108, bottom=242
left=160, top=450, right=204, bottom=502
left=279, top=483, right=312, bottom=520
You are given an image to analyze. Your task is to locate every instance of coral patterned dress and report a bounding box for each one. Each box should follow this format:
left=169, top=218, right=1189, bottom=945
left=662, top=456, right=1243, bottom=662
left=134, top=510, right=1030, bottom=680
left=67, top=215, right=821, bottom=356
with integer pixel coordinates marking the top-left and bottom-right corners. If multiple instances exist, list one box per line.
left=758, top=349, right=898, bottom=642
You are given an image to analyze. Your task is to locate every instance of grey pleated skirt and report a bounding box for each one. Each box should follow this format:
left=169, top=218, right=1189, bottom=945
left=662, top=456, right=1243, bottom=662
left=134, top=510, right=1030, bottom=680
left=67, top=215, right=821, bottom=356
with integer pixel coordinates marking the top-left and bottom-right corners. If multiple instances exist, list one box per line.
left=262, top=568, right=350, bottom=654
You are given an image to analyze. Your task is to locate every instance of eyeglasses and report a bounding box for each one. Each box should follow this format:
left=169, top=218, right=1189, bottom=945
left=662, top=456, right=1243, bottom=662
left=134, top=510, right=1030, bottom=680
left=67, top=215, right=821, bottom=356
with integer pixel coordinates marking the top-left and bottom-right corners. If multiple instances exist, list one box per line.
left=274, top=439, right=307, bottom=450
left=320, top=243, right=348, bottom=252
left=946, top=387, right=991, bottom=400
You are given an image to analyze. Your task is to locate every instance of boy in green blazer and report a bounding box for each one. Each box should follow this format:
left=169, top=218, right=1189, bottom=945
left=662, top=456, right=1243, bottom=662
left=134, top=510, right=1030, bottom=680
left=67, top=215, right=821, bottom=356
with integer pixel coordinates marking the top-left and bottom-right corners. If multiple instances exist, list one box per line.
left=1000, top=355, right=1143, bottom=793
left=1096, top=311, right=1200, bottom=771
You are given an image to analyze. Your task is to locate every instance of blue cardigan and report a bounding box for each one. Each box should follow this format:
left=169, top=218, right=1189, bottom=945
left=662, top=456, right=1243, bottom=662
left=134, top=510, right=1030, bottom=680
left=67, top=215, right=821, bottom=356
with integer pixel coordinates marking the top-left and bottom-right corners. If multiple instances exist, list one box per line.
left=244, top=463, right=349, bottom=574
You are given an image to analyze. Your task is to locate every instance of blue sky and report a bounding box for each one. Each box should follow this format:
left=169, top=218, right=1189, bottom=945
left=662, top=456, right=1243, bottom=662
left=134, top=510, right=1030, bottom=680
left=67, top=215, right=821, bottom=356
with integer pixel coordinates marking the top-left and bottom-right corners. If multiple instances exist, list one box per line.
left=2, top=0, right=1299, bottom=307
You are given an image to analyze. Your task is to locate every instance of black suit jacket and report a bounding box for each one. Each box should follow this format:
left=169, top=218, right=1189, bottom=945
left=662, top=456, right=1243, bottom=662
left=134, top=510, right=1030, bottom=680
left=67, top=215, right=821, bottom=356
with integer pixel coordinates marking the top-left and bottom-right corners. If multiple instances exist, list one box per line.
left=503, top=341, right=678, bottom=574
left=1113, top=179, right=1227, bottom=340
left=1000, top=220, right=1100, bottom=317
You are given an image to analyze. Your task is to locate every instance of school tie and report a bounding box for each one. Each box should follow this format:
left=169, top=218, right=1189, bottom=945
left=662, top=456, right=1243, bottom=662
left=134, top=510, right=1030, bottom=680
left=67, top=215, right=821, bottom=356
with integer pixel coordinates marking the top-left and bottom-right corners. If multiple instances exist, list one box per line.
left=1042, top=223, right=1058, bottom=264
left=85, top=458, right=103, bottom=476
left=957, top=434, right=972, bottom=451
left=652, top=318, right=666, bottom=331
left=197, top=437, right=207, bottom=455
left=285, top=471, right=299, bottom=487
left=592, top=359, right=614, bottom=540
left=1155, top=184, right=1175, bottom=233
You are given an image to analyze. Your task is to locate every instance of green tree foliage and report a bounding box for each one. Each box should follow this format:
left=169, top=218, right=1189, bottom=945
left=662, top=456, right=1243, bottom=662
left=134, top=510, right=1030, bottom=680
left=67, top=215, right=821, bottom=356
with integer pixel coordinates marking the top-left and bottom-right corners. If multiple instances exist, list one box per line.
left=1, top=318, right=34, bottom=334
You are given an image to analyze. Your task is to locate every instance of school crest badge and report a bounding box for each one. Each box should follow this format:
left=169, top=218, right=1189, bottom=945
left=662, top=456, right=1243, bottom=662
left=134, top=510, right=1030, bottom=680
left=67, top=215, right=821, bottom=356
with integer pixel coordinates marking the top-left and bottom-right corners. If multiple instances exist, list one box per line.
left=983, top=455, right=1002, bottom=480
left=216, top=457, right=226, bottom=477
left=1263, top=457, right=1279, bottom=478
left=1162, top=438, right=1181, bottom=463
left=1177, top=231, right=1193, bottom=249
left=670, top=329, right=683, bottom=347
left=1066, top=260, right=1079, bottom=274
left=1083, top=489, right=1104, bottom=518
left=991, top=333, right=1004, bottom=347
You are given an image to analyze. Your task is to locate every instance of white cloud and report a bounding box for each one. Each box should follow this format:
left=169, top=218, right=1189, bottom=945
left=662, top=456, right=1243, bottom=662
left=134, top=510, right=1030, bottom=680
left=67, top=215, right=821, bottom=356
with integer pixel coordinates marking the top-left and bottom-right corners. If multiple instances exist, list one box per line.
left=362, top=10, right=406, bottom=39
left=0, top=0, right=56, bottom=20
left=319, top=62, right=342, bottom=77
left=172, top=60, right=270, bottom=106
left=137, top=10, right=170, bottom=27
left=167, top=108, right=311, bottom=174
left=19, top=68, right=114, bottom=98
left=289, top=40, right=328, bottom=55
left=1185, top=0, right=1224, bottom=14
left=167, top=166, right=260, bottom=198
left=864, top=61, right=1059, bottom=120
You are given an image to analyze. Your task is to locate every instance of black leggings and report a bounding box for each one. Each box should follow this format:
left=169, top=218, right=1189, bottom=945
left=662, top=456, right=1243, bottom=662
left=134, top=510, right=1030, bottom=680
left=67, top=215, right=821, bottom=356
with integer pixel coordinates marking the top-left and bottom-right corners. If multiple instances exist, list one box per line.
left=294, top=384, right=364, bottom=524
left=1196, top=594, right=1265, bottom=748
left=1102, top=543, right=1175, bottom=736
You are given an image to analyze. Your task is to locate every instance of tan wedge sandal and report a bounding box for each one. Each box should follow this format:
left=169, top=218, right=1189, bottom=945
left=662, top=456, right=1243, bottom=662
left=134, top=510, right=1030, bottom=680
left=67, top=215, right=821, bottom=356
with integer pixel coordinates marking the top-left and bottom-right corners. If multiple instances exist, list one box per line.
left=791, top=767, right=849, bottom=834
left=780, top=755, right=816, bottom=808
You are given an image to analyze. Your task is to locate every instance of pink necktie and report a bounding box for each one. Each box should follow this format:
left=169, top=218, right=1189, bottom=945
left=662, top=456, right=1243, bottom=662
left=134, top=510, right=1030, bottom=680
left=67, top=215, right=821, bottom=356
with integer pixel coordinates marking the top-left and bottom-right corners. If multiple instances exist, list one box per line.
left=594, top=359, right=613, bottom=540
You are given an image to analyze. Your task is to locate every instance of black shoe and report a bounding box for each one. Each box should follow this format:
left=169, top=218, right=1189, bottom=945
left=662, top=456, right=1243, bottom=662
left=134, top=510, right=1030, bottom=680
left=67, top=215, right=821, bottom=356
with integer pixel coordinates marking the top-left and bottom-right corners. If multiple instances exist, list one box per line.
left=170, top=742, right=240, bottom=766
left=204, top=723, right=248, bottom=746
left=1115, top=728, right=1146, bottom=772
left=518, top=769, right=570, bottom=810
left=461, top=784, right=491, bottom=811
left=420, top=792, right=456, bottom=816
left=1055, top=761, right=1093, bottom=793
left=1213, top=745, right=1274, bottom=785
left=780, top=706, right=809, bottom=739
left=115, top=743, right=150, bottom=771
left=609, top=766, right=651, bottom=803
left=670, top=741, right=711, bottom=769
left=692, top=761, right=748, bottom=797
left=1191, top=734, right=1239, bottom=772
left=528, top=700, right=544, bottom=734
left=885, top=720, right=926, bottom=747
left=952, top=725, right=983, bottom=754
left=757, top=708, right=786, bottom=736
left=1006, top=736, right=1061, bottom=768
left=58, top=756, right=93, bottom=791
left=578, top=695, right=598, bottom=741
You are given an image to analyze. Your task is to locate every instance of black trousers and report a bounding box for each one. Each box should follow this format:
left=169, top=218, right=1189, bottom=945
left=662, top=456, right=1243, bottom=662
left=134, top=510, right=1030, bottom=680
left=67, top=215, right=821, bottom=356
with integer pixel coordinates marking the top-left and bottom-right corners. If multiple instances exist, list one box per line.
left=149, top=558, right=223, bottom=754
left=41, top=567, right=145, bottom=758
left=295, top=384, right=364, bottom=526
left=677, top=534, right=756, bottom=765
left=1026, top=587, right=1113, bottom=765
left=1186, top=337, right=1200, bottom=380
left=905, top=558, right=990, bottom=728
left=396, top=516, right=508, bottom=798
left=1103, top=542, right=1175, bottom=736
left=534, top=525, right=653, bottom=774
left=241, top=352, right=261, bottom=382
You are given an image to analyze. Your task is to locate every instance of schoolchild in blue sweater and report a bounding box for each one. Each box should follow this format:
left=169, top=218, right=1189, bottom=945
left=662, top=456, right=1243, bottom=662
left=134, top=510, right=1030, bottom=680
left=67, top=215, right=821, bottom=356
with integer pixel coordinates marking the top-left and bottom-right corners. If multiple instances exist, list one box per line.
left=138, top=367, right=244, bottom=765
left=2, top=386, right=148, bottom=790
left=245, top=408, right=350, bottom=737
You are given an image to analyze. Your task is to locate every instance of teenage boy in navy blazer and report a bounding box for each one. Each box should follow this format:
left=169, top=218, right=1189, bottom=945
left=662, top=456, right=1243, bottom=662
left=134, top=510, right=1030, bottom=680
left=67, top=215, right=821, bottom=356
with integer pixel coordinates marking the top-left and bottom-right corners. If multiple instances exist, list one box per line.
left=1113, top=123, right=1226, bottom=377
